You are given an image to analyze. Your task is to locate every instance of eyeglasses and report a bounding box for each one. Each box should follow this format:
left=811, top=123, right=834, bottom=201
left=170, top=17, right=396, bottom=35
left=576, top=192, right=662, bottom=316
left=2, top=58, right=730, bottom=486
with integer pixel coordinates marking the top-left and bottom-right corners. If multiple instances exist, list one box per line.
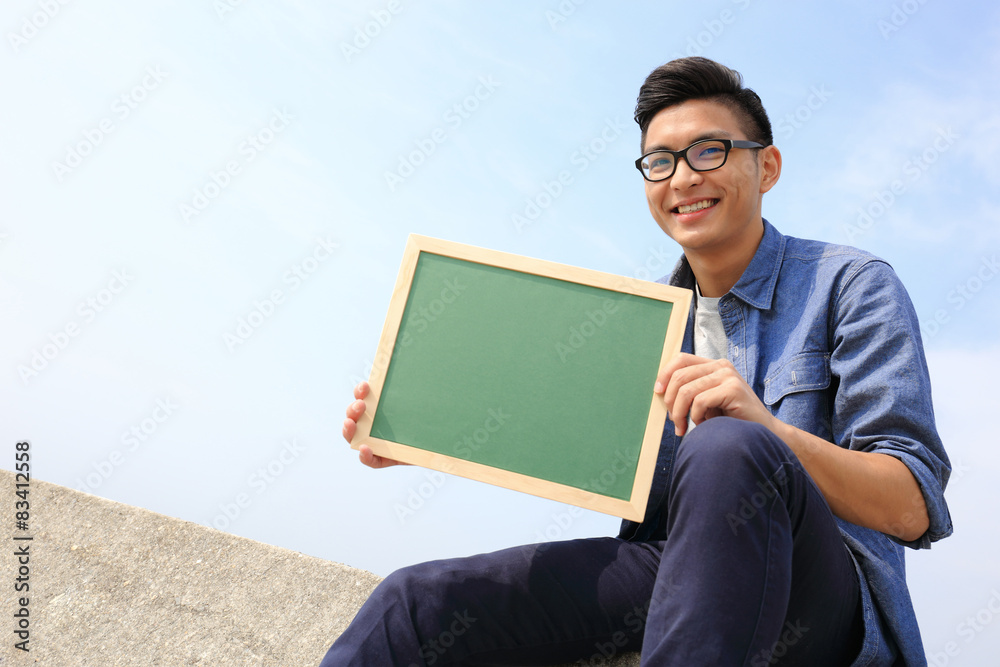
left=635, top=138, right=764, bottom=182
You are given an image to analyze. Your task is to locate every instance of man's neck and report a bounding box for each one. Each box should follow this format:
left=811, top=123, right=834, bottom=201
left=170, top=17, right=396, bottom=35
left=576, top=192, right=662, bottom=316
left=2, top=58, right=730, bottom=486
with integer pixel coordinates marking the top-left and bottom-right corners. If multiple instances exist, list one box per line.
left=685, top=222, right=765, bottom=298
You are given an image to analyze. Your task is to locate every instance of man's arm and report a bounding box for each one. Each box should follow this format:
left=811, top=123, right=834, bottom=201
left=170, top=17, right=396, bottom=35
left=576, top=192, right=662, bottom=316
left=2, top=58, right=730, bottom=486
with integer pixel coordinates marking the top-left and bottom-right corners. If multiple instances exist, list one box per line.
left=655, top=354, right=929, bottom=542
left=772, top=418, right=929, bottom=542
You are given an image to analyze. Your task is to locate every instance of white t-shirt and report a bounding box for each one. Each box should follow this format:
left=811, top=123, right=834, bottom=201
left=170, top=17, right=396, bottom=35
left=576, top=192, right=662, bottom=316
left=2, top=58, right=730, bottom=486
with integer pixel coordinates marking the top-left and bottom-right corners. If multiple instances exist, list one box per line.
left=688, top=283, right=728, bottom=432
left=693, top=283, right=727, bottom=361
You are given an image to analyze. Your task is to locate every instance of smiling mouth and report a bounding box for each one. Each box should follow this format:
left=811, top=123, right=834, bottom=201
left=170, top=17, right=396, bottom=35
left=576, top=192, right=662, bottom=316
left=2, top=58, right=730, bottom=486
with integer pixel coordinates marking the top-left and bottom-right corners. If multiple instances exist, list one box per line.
left=673, top=199, right=718, bottom=214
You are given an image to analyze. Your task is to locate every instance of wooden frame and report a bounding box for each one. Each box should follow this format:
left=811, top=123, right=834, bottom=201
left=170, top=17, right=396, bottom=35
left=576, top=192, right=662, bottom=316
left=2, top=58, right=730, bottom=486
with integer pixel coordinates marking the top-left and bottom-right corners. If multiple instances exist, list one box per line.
left=352, top=235, right=691, bottom=521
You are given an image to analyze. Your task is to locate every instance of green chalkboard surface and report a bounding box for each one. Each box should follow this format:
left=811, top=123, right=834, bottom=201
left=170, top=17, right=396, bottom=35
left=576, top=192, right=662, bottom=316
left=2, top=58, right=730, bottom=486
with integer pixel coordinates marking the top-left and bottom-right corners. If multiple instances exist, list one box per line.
left=354, top=235, right=690, bottom=520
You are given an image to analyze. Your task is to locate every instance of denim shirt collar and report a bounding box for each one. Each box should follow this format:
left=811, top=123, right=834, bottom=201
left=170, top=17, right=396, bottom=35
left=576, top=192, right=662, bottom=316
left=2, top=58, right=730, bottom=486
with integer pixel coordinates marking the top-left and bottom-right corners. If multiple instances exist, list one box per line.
left=667, top=219, right=786, bottom=311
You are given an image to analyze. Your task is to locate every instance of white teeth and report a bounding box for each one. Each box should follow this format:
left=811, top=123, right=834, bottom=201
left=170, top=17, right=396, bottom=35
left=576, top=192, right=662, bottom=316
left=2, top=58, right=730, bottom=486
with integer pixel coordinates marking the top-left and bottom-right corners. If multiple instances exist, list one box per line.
left=677, top=199, right=716, bottom=214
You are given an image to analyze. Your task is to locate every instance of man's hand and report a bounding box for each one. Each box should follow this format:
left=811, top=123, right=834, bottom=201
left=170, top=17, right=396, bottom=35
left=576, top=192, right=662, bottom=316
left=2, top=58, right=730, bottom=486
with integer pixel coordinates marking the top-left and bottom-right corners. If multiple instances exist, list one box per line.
left=343, top=381, right=405, bottom=469
left=654, top=353, right=776, bottom=437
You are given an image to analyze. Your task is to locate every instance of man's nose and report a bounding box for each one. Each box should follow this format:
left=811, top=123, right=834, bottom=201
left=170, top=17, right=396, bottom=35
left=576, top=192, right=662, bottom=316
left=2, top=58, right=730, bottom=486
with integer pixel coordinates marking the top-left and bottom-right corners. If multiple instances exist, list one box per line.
left=671, top=157, right=704, bottom=189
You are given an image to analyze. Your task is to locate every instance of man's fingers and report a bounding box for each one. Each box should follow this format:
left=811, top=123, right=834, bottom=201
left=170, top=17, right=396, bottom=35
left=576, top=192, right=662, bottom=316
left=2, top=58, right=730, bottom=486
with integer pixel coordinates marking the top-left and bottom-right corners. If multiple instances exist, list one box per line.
left=354, top=381, right=370, bottom=400
left=358, top=444, right=405, bottom=469
left=343, top=417, right=357, bottom=443
left=348, top=383, right=405, bottom=468
left=358, top=444, right=377, bottom=466
left=344, top=384, right=369, bottom=443
left=664, top=363, right=724, bottom=413
left=659, top=358, right=716, bottom=433
left=657, top=355, right=770, bottom=437
left=656, top=354, right=722, bottom=397
left=346, top=399, right=366, bottom=422
left=655, top=353, right=704, bottom=392
left=688, top=386, right=729, bottom=427
left=664, top=367, right=732, bottom=434
left=670, top=371, right=719, bottom=410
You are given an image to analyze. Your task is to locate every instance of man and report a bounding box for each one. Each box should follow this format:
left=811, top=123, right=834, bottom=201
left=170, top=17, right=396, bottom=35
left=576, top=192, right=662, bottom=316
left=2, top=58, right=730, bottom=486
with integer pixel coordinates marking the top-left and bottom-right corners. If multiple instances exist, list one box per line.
left=322, top=57, right=951, bottom=665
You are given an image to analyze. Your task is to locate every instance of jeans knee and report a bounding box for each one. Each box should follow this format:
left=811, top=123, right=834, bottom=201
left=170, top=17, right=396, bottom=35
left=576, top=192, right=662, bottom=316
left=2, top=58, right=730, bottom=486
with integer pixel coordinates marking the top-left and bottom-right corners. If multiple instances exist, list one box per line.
left=677, top=417, right=791, bottom=476
left=375, top=558, right=480, bottom=617
left=373, top=562, right=435, bottom=610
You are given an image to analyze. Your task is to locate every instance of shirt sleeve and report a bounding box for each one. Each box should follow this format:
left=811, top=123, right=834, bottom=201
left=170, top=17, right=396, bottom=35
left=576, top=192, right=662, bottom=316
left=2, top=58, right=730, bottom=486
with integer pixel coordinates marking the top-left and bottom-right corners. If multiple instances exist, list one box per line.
left=829, top=258, right=953, bottom=549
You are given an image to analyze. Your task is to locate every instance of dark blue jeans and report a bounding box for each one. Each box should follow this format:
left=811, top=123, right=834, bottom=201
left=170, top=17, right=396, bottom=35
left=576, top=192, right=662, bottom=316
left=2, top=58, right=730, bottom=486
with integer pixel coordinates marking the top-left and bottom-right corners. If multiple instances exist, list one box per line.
left=320, top=418, right=863, bottom=666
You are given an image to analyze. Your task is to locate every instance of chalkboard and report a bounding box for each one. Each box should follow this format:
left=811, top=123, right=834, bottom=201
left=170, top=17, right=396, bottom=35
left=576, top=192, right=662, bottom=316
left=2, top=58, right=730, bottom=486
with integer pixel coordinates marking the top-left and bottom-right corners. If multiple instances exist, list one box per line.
left=352, top=235, right=691, bottom=521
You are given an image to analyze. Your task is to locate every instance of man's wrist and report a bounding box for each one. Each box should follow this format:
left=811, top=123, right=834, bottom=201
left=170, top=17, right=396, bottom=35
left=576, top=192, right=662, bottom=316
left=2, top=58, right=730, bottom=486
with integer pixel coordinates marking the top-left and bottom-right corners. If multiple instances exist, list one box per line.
left=767, top=417, right=826, bottom=466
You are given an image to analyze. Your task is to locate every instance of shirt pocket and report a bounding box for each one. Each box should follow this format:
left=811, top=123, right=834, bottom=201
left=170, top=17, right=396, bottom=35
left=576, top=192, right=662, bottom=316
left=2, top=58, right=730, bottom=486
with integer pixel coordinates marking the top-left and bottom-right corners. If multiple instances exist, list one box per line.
left=763, top=352, right=832, bottom=435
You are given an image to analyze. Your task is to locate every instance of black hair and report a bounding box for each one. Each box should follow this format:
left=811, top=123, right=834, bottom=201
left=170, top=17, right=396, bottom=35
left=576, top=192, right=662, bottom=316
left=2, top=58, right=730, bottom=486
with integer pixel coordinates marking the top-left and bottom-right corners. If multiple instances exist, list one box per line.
left=635, top=57, right=773, bottom=152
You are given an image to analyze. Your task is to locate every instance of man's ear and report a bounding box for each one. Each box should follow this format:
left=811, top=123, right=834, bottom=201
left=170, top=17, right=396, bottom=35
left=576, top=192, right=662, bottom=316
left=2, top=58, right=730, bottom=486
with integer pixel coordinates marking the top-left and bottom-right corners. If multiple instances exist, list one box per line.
left=759, top=145, right=782, bottom=194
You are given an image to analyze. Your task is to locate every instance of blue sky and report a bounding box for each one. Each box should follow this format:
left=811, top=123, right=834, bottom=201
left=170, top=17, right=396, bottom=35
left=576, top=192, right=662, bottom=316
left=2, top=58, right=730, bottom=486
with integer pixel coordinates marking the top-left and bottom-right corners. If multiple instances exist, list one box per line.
left=2, top=0, right=999, bottom=662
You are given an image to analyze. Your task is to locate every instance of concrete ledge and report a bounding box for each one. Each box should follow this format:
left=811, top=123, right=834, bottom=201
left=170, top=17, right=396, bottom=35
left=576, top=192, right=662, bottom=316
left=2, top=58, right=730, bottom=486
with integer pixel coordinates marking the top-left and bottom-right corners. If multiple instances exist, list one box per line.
left=1, top=470, right=639, bottom=666
left=1, top=470, right=382, bottom=665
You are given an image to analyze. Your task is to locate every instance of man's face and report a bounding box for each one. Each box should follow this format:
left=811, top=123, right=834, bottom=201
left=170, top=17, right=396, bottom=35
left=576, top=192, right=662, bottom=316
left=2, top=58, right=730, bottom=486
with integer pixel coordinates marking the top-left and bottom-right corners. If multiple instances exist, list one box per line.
left=642, top=99, right=776, bottom=257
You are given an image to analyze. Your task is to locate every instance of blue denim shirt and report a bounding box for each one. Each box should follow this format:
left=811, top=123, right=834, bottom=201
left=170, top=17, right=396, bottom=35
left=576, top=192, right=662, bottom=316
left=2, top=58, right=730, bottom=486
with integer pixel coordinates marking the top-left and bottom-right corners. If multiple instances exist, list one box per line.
left=619, top=220, right=953, bottom=666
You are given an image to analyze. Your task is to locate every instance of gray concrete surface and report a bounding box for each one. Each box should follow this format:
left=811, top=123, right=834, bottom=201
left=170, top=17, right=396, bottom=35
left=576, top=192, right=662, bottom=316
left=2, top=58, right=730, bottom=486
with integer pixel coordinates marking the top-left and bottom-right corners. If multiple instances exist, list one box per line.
left=1, top=471, right=639, bottom=666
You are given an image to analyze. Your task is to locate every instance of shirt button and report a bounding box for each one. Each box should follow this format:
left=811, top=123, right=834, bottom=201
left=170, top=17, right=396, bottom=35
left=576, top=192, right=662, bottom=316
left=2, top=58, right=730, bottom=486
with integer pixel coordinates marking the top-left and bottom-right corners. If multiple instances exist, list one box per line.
left=733, top=345, right=740, bottom=357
